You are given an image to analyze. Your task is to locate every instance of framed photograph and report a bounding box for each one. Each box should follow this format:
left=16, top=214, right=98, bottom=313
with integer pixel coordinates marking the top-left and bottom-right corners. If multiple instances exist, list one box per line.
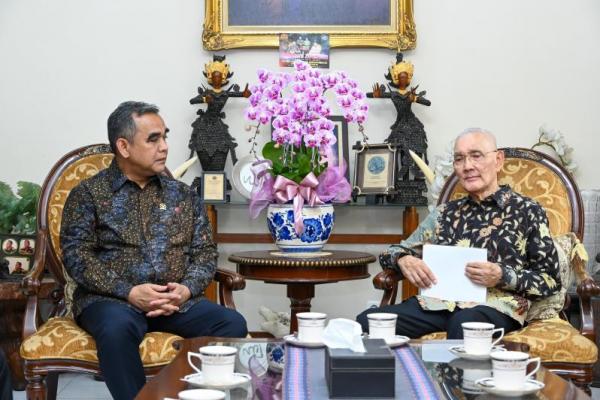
left=201, top=172, right=227, bottom=203
left=279, top=33, right=330, bottom=68
left=1, top=234, right=35, bottom=280
left=203, top=0, right=416, bottom=51
left=353, top=143, right=397, bottom=195
left=329, top=116, right=350, bottom=183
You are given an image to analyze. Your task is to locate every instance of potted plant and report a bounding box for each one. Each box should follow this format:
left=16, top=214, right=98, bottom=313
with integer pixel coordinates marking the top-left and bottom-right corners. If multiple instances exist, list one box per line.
left=0, top=181, right=41, bottom=279
left=244, top=61, right=368, bottom=252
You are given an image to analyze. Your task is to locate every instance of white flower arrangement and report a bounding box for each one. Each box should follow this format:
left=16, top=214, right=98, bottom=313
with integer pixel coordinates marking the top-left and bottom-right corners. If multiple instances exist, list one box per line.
left=427, top=141, right=455, bottom=210
left=532, top=124, right=578, bottom=174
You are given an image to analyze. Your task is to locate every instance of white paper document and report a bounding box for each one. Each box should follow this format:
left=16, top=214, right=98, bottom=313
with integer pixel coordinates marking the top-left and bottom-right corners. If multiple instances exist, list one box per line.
left=420, top=244, right=487, bottom=303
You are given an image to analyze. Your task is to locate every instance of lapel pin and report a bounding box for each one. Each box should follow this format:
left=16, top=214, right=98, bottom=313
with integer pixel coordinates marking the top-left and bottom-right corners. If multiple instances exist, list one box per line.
left=159, top=203, right=167, bottom=210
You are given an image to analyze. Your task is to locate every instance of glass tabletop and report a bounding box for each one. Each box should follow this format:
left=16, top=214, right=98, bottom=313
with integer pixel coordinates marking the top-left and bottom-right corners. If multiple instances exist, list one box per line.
left=155, top=337, right=588, bottom=400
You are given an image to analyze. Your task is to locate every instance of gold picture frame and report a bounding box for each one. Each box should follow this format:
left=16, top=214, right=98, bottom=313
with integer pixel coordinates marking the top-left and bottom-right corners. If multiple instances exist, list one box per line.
left=203, top=0, right=416, bottom=51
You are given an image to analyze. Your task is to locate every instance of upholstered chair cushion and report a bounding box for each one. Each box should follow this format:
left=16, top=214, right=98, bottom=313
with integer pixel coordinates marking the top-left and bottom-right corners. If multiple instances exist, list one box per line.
left=505, top=318, right=598, bottom=363
left=20, top=317, right=181, bottom=367
left=420, top=319, right=597, bottom=363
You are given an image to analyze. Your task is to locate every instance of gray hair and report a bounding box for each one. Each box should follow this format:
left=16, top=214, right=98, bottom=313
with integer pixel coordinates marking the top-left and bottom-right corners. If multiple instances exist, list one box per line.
left=107, top=101, right=160, bottom=154
left=455, top=127, right=497, bottom=149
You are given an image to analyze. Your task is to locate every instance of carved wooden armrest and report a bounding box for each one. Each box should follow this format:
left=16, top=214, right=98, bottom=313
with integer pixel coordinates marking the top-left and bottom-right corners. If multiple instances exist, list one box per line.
left=213, top=268, right=246, bottom=310
left=215, top=268, right=246, bottom=291
left=576, top=277, right=600, bottom=342
left=373, top=269, right=403, bottom=290
left=20, top=229, right=50, bottom=339
left=373, top=269, right=404, bottom=307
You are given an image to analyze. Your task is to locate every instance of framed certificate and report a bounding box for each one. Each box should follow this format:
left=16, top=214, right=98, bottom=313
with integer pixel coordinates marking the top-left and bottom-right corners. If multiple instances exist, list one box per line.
left=201, top=172, right=227, bottom=203
left=353, top=143, right=396, bottom=195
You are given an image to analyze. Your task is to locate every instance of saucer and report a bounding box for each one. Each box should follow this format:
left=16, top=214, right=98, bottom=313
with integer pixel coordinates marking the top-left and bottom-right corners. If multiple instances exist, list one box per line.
left=283, top=333, right=325, bottom=348
left=448, top=345, right=505, bottom=360
left=475, top=377, right=545, bottom=397
left=367, top=334, right=410, bottom=347
left=181, top=372, right=251, bottom=390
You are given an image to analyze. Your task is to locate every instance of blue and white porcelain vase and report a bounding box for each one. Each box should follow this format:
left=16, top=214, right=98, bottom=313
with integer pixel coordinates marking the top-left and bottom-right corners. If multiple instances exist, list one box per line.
left=267, top=203, right=334, bottom=252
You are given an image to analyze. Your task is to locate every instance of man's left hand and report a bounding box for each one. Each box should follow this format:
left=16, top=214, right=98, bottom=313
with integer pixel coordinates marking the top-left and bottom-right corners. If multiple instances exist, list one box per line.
left=166, top=282, right=191, bottom=306
left=465, top=261, right=503, bottom=287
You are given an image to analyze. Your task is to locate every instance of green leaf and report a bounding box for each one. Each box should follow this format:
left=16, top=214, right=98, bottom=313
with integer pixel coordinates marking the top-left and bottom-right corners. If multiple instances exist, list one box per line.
left=0, top=181, right=40, bottom=234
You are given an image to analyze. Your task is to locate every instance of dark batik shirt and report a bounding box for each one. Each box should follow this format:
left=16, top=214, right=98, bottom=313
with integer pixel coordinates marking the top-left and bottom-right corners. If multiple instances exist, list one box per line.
left=60, top=159, right=218, bottom=317
left=379, top=185, right=560, bottom=325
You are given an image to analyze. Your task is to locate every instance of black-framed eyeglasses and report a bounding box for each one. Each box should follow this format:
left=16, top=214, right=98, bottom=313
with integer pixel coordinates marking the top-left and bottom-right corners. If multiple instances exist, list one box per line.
left=453, top=150, right=498, bottom=166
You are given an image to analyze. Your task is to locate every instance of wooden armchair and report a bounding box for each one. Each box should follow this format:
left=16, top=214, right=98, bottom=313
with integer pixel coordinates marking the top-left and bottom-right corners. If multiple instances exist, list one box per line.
left=373, top=147, right=600, bottom=392
left=19, top=144, right=246, bottom=400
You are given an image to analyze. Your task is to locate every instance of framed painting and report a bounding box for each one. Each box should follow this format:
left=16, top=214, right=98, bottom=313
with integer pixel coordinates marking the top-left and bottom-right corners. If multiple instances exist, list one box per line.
left=203, top=0, right=416, bottom=50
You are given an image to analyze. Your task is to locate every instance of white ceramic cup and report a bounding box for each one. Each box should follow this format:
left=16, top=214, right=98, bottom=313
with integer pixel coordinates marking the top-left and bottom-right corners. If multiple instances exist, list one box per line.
left=462, top=322, right=504, bottom=355
left=367, top=313, right=397, bottom=340
left=490, top=351, right=541, bottom=390
left=462, top=366, right=492, bottom=393
left=296, top=312, right=327, bottom=343
left=178, top=389, right=226, bottom=400
left=187, top=345, right=237, bottom=385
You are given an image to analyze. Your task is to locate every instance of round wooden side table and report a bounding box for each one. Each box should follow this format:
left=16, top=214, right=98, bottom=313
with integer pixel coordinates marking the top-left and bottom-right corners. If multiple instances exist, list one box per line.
left=228, top=250, right=376, bottom=333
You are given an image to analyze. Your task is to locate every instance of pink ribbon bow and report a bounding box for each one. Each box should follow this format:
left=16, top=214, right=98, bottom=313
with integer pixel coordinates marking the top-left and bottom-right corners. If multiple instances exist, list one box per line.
left=273, top=173, right=323, bottom=235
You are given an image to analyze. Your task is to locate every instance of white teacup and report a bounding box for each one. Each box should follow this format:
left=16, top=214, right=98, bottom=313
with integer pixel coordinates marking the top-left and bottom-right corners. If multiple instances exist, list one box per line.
left=187, top=345, right=237, bottom=385
left=490, top=351, right=541, bottom=390
left=462, top=322, right=504, bottom=355
left=178, top=389, right=226, bottom=400
left=367, top=313, right=397, bottom=340
left=296, top=312, right=327, bottom=343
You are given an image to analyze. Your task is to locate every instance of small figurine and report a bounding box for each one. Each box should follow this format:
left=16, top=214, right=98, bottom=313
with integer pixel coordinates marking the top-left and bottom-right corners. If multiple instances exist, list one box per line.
left=367, top=53, right=431, bottom=182
left=188, top=55, right=250, bottom=172
left=367, top=53, right=431, bottom=205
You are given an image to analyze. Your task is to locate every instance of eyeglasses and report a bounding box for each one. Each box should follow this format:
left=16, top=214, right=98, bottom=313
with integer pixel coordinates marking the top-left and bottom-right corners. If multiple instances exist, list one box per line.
left=453, top=150, right=497, bottom=166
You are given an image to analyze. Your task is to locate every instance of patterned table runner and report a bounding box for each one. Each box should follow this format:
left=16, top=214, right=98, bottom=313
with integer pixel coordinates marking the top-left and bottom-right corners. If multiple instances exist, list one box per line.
left=284, top=345, right=442, bottom=400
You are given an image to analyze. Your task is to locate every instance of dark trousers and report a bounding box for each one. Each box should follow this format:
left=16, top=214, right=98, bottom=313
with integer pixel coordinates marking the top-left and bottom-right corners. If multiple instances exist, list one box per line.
left=356, top=296, right=521, bottom=339
left=0, top=349, right=13, bottom=400
left=78, top=299, right=247, bottom=400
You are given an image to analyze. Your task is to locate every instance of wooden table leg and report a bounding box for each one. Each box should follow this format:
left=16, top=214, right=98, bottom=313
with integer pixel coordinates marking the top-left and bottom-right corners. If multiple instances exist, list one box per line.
left=287, top=283, right=315, bottom=333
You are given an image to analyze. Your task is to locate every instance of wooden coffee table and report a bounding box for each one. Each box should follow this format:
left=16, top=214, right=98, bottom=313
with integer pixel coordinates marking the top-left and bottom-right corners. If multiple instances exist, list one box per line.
left=135, top=337, right=590, bottom=400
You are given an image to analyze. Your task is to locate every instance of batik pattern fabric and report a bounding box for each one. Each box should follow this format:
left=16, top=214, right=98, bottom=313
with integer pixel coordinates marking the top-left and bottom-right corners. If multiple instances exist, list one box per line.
left=60, top=159, right=218, bottom=317
left=379, top=185, right=560, bottom=325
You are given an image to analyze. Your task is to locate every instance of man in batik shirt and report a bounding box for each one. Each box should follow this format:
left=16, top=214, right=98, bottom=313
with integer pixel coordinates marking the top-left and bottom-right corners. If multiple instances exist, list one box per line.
left=357, top=128, right=560, bottom=338
left=61, top=101, right=247, bottom=400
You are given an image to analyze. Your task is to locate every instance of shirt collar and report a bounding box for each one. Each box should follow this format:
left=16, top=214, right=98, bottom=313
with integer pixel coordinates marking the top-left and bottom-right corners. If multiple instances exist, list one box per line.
left=108, top=158, right=165, bottom=192
left=463, top=185, right=512, bottom=208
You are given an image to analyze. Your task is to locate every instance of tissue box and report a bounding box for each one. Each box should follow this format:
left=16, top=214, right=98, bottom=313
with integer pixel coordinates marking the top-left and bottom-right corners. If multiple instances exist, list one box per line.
left=325, top=338, right=395, bottom=398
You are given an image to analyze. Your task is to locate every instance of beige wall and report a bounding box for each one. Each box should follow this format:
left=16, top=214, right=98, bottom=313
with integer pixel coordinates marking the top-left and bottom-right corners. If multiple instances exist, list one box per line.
left=1, top=0, right=599, bottom=329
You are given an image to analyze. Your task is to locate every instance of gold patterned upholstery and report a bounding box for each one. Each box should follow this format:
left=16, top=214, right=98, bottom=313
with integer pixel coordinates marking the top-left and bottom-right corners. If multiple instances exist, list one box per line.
left=21, top=317, right=181, bottom=367
left=506, top=318, right=597, bottom=363
left=418, top=318, right=597, bottom=364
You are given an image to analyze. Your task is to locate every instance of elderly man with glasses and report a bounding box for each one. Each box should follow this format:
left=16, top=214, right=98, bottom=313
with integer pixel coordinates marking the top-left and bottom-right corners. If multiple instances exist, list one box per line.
left=357, top=128, right=561, bottom=339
